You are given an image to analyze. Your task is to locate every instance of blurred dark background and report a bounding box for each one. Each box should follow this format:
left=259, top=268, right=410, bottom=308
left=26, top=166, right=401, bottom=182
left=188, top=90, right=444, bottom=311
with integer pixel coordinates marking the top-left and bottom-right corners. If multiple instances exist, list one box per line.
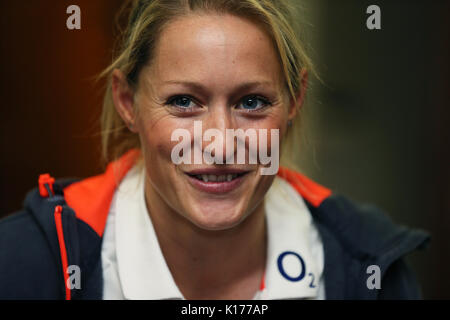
left=0, top=0, right=448, bottom=299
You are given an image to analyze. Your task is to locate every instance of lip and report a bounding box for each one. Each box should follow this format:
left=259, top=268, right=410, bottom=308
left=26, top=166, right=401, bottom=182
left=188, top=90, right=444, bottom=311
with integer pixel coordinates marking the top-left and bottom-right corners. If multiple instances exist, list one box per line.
left=184, top=169, right=250, bottom=194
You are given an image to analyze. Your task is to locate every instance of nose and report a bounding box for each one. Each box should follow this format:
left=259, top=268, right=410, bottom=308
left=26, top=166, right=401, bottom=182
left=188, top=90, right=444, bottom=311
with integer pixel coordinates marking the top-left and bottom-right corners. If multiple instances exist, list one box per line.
left=201, top=103, right=235, bottom=164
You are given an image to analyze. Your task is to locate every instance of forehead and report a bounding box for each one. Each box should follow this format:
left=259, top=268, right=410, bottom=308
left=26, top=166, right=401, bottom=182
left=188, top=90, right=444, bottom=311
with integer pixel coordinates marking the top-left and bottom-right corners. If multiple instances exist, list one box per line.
left=148, top=13, right=283, bottom=88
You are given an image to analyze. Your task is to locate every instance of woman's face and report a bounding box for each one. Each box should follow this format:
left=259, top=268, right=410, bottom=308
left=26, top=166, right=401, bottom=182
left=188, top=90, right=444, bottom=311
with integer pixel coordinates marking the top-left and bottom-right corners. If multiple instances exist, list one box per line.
left=133, top=14, right=294, bottom=230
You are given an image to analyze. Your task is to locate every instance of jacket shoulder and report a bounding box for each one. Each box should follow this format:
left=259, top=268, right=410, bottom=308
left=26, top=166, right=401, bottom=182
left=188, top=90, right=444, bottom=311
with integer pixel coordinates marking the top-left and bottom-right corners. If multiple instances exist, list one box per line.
left=316, top=194, right=430, bottom=259
left=312, top=194, right=429, bottom=299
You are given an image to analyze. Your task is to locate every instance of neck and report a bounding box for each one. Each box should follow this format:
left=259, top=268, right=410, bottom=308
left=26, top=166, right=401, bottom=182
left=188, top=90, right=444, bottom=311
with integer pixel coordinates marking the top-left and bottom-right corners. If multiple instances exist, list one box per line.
left=144, top=179, right=267, bottom=299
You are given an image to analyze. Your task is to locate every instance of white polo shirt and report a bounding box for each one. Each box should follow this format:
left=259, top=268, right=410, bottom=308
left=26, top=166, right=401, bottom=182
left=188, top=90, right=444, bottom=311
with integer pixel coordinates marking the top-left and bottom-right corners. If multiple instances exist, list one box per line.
left=101, top=165, right=325, bottom=300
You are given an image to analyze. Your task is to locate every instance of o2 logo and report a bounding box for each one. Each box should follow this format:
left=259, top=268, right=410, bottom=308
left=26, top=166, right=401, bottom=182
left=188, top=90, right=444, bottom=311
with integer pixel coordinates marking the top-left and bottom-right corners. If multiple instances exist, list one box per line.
left=277, top=251, right=316, bottom=288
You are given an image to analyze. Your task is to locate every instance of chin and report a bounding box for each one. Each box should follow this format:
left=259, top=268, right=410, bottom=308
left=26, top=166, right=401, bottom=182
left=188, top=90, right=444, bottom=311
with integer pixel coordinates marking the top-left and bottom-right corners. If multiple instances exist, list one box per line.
left=185, top=204, right=247, bottom=231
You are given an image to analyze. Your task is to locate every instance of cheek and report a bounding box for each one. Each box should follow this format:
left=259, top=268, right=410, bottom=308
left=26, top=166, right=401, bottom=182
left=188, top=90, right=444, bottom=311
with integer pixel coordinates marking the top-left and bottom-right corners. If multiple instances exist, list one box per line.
left=138, top=115, right=179, bottom=167
left=239, top=112, right=287, bottom=152
left=265, top=115, right=286, bottom=145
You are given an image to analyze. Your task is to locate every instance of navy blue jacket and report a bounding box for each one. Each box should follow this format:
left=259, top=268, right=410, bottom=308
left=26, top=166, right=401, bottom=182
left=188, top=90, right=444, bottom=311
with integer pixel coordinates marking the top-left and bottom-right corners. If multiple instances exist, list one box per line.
left=0, top=152, right=430, bottom=300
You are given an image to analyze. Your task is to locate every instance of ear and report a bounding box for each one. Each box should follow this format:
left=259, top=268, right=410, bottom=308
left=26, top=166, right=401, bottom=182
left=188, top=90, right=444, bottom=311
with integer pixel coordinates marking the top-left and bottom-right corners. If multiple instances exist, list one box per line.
left=111, top=69, right=138, bottom=133
left=288, top=68, right=308, bottom=121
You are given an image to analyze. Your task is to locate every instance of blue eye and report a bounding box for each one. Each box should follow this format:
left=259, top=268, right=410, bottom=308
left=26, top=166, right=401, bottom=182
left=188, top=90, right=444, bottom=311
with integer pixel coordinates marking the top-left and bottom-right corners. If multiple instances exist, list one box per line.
left=237, top=96, right=271, bottom=111
left=167, top=96, right=196, bottom=109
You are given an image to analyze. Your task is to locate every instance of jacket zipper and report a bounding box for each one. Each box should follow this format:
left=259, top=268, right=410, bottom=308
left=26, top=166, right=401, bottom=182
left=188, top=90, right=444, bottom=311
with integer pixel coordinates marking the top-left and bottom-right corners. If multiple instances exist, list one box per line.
left=54, top=205, right=71, bottom=300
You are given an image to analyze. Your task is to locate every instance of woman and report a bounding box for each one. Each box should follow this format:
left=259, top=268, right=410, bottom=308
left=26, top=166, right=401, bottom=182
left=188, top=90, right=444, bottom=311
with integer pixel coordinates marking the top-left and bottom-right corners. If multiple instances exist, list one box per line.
left=0, top=0, right=429, bottom=300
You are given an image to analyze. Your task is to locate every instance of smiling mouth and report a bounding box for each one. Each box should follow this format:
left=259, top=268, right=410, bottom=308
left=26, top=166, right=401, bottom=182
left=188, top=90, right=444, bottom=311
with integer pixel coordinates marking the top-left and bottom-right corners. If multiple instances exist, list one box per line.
left=184, top=170, right=250, bottom=194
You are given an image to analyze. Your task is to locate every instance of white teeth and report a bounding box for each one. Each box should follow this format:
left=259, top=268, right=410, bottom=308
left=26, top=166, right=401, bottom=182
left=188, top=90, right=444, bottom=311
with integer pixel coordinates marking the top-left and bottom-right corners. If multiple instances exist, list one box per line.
left=196, top=173, right=240, bottom=182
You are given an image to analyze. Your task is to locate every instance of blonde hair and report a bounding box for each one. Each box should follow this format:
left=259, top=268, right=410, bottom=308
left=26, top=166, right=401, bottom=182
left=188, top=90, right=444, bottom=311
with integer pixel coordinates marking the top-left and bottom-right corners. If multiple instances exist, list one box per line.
left=100, top=0, right=316, bottom=168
